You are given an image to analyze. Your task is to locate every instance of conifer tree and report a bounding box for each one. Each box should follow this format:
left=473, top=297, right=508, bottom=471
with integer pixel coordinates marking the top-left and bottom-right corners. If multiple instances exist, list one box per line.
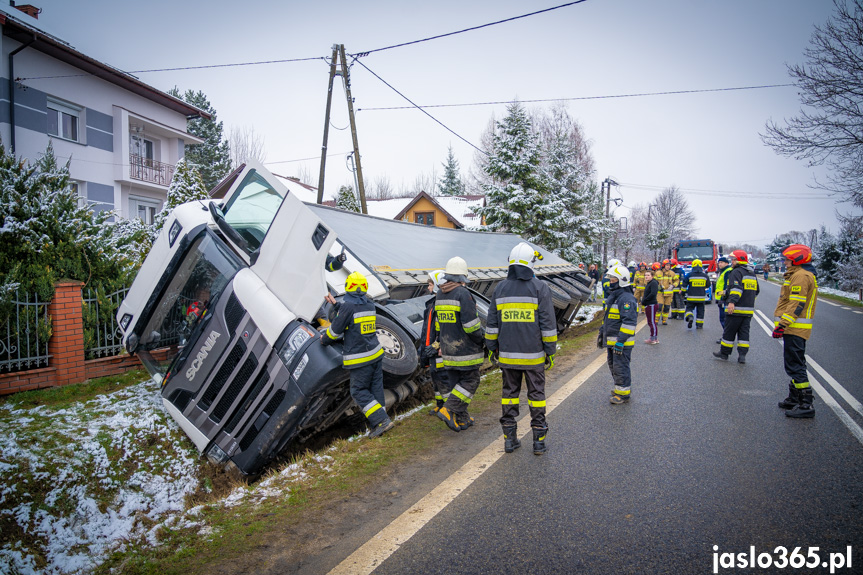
left=335, top=185, right=361, bottom=212
left=437, top=145, right=465, bottom=196
left=152, top=157, right=209, bottom=236
left=169, top=88, right=232, bottom=191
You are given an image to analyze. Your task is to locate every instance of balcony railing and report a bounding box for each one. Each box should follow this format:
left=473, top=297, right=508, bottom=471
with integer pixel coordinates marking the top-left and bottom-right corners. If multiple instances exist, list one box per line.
left=129, top=154, right=175, bottom=186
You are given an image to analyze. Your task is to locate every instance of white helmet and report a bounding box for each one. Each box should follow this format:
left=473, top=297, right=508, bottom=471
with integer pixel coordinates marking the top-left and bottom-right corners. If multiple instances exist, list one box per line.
left=628, top=261, right=637, bottom=268
left=606, top=263, right=631, bottom=287
left=428, top=269, right=446, bottom=293
left=508, top=242, right=543, bottom=269
left=607, top=258, right=622, bottom=271
left=445, top=256, right=468, bottom=276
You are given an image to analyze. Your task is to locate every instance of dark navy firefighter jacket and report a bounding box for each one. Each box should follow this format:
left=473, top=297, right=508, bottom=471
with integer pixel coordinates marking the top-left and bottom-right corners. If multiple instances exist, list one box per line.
left=321, top=292, right=383, bottom=369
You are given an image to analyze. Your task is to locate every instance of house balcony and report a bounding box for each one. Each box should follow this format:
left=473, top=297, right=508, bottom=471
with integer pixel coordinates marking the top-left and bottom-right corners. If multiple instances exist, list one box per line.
left=129, top=154, right=174, bottom=187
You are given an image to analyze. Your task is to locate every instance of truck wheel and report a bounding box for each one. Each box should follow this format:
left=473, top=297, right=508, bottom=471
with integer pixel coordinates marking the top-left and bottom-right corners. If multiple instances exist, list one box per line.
left=376, top=316, right=418, bottom=387
left=556, top=277, right=592, bottom=300
left=570, top=272, right=594, bottom=289
left=541, top=279, right=572, bottom=309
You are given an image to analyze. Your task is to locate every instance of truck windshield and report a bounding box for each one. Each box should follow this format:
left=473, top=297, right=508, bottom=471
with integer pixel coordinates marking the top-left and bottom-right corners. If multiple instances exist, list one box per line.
left=677, top=245, right=715, bottom=261
left=136, top=232, right=242, bottom=380
left=222, top=169, right=284, bottom=253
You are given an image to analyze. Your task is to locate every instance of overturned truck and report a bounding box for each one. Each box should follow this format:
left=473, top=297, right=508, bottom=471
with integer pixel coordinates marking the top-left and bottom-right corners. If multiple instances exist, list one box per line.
left=117, top=162, right=593, bottom=477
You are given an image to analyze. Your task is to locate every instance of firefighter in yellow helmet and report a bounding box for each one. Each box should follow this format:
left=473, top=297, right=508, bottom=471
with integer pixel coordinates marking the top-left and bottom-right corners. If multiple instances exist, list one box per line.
left=321, top=271, right=394, bottom=438
left=773, top=244, right=818, bottom=418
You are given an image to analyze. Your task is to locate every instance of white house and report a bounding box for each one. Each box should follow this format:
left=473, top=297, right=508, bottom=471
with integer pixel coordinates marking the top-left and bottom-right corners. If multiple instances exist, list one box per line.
left=0, top=3, right=208, bottom=223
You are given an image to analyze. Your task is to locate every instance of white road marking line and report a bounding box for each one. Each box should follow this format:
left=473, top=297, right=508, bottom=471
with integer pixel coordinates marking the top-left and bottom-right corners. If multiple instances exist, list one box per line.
left=753, top=310, right=774, bottom=335
left=755, top=311, right=863, bottom=448
left=806, top=355, right=863, bottom=419
left=841, top=306, right=852, bottom=310
left=818, top=298, right=842, bottom=307
left=327, top=320, right=645, bottom=575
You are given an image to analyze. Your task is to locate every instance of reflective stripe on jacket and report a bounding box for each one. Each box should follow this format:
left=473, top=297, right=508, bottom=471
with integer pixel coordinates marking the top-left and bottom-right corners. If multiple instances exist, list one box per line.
left=486, top=274, right=557, bottom=369
left=604, top=287, right=638, bottom=347
left=436, top=284, right=485, bottom=370
left=773, top=265, right=817, bottom=340
left=323, top=293, right=383, bottom=369
left=684, top=268, right=710, bottom=302
left=723, top=264, right=759, bottom=314
left=715, top=266, right=732, bottom=301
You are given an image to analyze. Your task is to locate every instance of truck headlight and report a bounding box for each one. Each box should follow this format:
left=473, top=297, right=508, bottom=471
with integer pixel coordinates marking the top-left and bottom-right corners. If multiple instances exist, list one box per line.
left=280, top=325, right=315, bottom=366
left=206, top=443, right=228, bottom=464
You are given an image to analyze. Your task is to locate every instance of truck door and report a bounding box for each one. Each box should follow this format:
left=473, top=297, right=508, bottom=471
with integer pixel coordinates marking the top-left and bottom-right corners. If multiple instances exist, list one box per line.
left=217, top=161, right=337, bottom=322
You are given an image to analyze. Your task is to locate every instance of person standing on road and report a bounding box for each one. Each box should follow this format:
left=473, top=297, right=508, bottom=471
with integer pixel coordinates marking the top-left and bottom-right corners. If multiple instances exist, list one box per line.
left=683, top=259, right=710, bottom=330
left=418, top=270, right=450, bottom=414
left=604, top=263, right=639, bottom=403
left=633, top=262, right=647, bottom=312
left=762, top=262, right=771, bottom=280
left=773, top=244, right=818, bottom=418
left=670, top=259, right=686, bottom=320
left=657, top=259, right=677, bottom=325
left=486, top=242, right=557, bottom=455
left=588, top=264, right=601, bottom=302
left=321, top=272, right=394, bottom=438
left=713, top=250, right=759, bottom=364
left=641, top=269, right=660, bottom=344
left=714, top=257, right=732, bottom=333
left=435, top=256, right=485, bottom=432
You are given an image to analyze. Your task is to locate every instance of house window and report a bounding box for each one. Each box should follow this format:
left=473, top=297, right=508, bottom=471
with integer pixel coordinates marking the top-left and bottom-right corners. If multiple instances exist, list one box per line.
left=130, top=196, right=161, bottom=225
left=47, top=98, right=81, bottom=142
left=415, top=212, right=435, bottom=226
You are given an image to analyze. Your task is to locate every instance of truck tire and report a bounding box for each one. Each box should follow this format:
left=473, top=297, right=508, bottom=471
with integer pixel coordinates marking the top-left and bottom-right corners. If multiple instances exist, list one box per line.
left=376, top=316, right=418, bottom=387
left=541, top=279, right=572, bottom=309
left=556, top=277, right=591, bottom=300
left=569, top=272, right=594, bottom=289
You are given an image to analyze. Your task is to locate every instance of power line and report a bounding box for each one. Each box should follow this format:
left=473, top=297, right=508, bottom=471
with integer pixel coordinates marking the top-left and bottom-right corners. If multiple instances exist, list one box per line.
left=619, top=182, right=835, bottom=200
left=351, top=58, right=486, bottom=155
left=355, top=0, right=589, bottom=56
left=358, top=84, right=796, bottom=111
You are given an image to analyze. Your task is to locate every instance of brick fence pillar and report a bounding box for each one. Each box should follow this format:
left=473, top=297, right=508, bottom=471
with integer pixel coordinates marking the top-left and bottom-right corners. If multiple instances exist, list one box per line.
left=48, top=281, right=87, bottom=387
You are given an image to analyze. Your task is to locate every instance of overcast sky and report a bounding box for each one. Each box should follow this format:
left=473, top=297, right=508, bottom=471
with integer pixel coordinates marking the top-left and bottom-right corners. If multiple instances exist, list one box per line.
left=27, top=0, right=853, bottom=248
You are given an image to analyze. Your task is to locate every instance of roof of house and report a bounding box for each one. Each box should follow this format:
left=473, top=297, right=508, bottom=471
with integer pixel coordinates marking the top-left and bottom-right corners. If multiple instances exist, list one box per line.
left=0, top=7, right=211, bottom=119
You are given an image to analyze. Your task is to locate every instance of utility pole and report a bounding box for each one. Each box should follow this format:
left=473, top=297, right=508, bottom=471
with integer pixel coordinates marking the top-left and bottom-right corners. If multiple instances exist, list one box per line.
left=316, top=44, right=368, bottom=214
left=316, top=45, right=339, bottom=205
left=339, top=44, right=368, bottom=214
left=601, top=177, right=618, bottom=269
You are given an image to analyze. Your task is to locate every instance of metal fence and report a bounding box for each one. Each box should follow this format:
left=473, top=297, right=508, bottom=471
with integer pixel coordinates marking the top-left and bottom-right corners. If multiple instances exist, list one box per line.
left=83, top=286, right=129, bottom=360
left=0, top=291, right=51, bottom=373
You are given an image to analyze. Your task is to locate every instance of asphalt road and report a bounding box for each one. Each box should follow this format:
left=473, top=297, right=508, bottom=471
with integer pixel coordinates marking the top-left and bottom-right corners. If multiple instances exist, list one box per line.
left=332, top=283, right=863, bottom=575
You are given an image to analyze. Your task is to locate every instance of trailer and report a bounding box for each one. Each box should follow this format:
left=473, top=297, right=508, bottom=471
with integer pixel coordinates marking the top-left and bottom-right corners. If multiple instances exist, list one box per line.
left=117, top=161, right=593, bottom=477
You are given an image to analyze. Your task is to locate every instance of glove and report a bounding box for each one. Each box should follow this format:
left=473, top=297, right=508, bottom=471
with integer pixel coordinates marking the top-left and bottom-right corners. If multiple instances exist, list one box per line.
left=596, top=325, right=605, bottom=349
left=772, top=326, right=785, bottom=339
left=613, top=342, right=625, bottom=355
left=545, top=354, right=555, bottom=371
left=336, top=252, right=347, bottom=264
left=487, top=349, right=499, bottom=366
left=422, top=345, right=439, bottom=360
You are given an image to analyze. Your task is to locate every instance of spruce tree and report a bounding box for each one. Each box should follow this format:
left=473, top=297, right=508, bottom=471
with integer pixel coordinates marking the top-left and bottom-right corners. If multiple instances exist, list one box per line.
left=152, top=157, right=209, bottom=236
left=437, top=146, right=465, bottom=196
left=335, top=185, right=361, bottom=212
left=169, top=88, right=232, bottom=192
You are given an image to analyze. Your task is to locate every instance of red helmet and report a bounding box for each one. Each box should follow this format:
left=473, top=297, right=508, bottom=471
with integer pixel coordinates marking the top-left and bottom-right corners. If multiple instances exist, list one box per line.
left=639, top=261, right=647, bottom=268
left=782, top=244, right=812, bottom=265
left=670, top=258, right=678, bottom=266
left=731, top=250, right=748, bottom=264
left=651, top=262, right=661, bottom=271
left=662, top=259, right=670, bottom=267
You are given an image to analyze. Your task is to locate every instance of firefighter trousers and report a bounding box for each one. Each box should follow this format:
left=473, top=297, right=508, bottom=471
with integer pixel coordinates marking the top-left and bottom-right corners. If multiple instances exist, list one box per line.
left=500, top=366, right=547, bottom=429
left=684, top=302, right=705, bottom=327
left=430, top=362, right=453, bottom=406
left=443, top=368, right=480, bottom=415
left=658, top=293, right=673, bottom=321
left=607, top=347, right=632, bottom=397
left=716, top=302, right=726, bottom=328
left=719, top=314, right=751, bottom=357
left=783, top=333, right=809, bottom=386
left=672, top=292, right=686, bottom=317
left=350, top=359, right=388, bottom=426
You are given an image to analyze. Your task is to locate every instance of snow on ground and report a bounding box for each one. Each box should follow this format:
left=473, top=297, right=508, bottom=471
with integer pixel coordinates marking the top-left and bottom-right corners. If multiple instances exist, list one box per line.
left=819, top=286, right=863, bottom=302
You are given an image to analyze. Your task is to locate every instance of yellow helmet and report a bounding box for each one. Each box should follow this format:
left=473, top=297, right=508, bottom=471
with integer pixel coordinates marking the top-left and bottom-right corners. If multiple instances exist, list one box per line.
left=692, top=259, right=703, bottom=267
left=345, top=271, right=368, bottom=294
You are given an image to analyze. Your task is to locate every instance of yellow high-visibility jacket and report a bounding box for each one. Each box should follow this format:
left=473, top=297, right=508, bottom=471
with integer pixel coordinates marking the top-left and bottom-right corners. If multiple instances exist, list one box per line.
left=773, top=265, right=817, bottom=340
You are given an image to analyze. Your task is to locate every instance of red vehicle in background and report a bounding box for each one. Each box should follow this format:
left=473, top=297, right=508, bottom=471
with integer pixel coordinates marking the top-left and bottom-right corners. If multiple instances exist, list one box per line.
left=673, top=239, right=722, bottom=274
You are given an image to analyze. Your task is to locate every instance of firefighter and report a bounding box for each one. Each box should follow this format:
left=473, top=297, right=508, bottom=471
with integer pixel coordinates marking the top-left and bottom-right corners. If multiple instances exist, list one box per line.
left=773, top=244, right=818, bottom=418
left=633, top=262, right=647, bottom=311
left=435, top=256, right=485, bottom=432
left=657, top=259, right=677, bottom=325
left=683, top=259, right=709, bottom=329
left=713, top=250, right=759, bottom=364
left=418, top=270, right=451, bottom=414
left=670, top=259, right=686, bottom=319
left=486, top=243, right=557, bottom=455
left=321, top=272, right=394, bottom=438
left=713, top=256, right=732, bottom=342
left=604, top=263, right=639, bottom=403
left=601, top=258, right=622, bottom=303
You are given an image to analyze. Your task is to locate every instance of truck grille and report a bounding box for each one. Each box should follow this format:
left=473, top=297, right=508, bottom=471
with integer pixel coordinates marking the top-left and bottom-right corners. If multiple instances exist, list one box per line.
left=223, top=369, right=270, bottom=434
left=239, top=389, right=286, bottom=451
left=211, top=354, right=258, bottom=423
left=225, top=292, right=245, bottom=336
left=199, top=340, right=246, bottom=411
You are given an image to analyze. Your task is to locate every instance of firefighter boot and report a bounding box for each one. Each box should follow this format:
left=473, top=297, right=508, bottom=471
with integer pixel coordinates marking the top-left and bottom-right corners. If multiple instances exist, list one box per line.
left=532, top=426, right=548, bottom=455
left=737, top=348, right=748, bottom=364
left=503, top=426, right=521, bottom=453
left=712, top=349, right=729, bottom=361
left=685, top=312, right=694, bottom=329
left=778, top=382, right=800, bottom=410
left=369, top=417, right=395, bottom=438
left=786, top=387, right=815, bottom=418
left=457, top=411, right=475, bottom=430
left=436, top=406, right=460, bottom=432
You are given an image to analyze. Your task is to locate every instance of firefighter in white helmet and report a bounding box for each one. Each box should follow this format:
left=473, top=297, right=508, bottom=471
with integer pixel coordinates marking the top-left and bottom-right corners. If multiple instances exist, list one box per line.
left=321, top=272, right=394, bottom=438
left=486, top=242, right=557, bottom=455
left=604, top=263, right=639, bottom=404
left=435, top=256, right=485, bottom=432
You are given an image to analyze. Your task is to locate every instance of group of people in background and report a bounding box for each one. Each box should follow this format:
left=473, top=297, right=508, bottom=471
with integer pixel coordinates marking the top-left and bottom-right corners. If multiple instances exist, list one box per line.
left=593, top=244, right=819, bottom=418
